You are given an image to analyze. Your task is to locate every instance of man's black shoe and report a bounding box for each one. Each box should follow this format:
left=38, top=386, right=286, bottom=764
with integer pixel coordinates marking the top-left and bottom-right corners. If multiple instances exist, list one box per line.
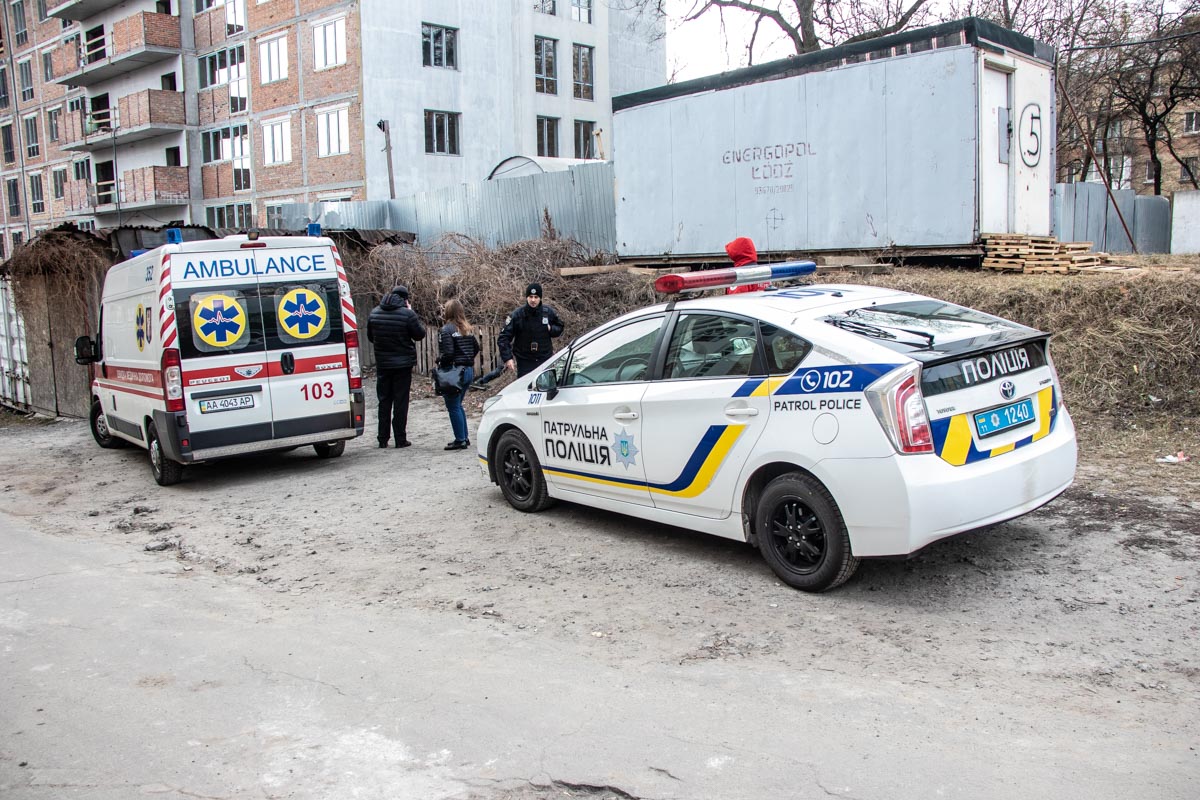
left=397, top=440, right=412, bottom=448
left=444, top=440, right=469, bottom=451
left=378, top=441, right=388, bottom=449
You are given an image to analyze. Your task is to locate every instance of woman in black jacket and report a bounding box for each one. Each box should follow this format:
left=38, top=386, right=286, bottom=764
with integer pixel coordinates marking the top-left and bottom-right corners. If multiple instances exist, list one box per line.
left=438, top=299, right=480, bottom=451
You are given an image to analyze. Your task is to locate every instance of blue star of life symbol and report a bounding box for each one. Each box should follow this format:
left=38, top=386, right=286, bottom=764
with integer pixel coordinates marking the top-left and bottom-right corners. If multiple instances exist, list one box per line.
left=283, top=291, right=322, bottom=335
left=198, top=298, right=243, bottom=343
left=612, top=427, right=639, bottom=469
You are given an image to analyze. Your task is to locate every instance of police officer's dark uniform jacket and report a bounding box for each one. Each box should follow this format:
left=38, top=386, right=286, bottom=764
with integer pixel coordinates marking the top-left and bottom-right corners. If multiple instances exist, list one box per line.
left=497, top=284, right=564, bottom=376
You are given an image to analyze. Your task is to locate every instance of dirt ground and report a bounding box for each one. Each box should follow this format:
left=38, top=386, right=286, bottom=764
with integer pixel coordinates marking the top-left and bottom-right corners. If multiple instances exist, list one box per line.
left=1, top=381, right=1197, bottom=733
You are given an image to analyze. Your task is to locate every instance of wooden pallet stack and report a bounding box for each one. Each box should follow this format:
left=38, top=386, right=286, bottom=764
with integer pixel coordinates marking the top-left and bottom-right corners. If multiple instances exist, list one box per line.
left=981, top=234, right=1030, bottom=271
left=1058, top=241, right=1101, bottom=269
left=982, top=234, right=1097, bottom=274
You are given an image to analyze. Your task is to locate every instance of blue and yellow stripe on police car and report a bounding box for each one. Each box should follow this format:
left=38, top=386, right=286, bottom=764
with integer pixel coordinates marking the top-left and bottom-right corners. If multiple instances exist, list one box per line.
left=543, top=424, right=745, bottom=497
left=930, top=386, right=1058, bottom=466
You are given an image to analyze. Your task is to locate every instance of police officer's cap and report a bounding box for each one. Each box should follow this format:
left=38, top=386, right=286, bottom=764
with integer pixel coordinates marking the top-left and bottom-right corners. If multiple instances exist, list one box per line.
left=526, top=283, right=543, bottom=298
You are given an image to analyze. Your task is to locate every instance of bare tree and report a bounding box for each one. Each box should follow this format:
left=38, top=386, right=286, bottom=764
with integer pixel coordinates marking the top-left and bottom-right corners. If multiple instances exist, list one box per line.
left=622, top=0, right=935, bottom=62
left=1103, top=1, right=1200, bottom=194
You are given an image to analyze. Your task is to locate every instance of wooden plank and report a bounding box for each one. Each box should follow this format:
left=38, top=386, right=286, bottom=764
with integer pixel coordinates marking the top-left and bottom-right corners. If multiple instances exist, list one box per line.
left=560, top=263, right=634, bottom=276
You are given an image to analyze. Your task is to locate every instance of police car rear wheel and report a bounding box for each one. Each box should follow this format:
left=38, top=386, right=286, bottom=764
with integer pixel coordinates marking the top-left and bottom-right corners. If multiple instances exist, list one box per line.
left=756, top=473, right=858, bottom=592
left=90, top=400, right=124, bottom=449
left=496, top=430, right=553, bottom=512
left=313, top=441, right=345, bottom=458
left=147, top=422, right=183, bottom=487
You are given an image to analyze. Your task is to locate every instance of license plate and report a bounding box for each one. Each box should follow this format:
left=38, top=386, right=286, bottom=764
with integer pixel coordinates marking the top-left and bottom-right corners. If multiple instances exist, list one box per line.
left=974, top=398, right=1036, bottom=438
left=198, top=394, right=254, bottom=414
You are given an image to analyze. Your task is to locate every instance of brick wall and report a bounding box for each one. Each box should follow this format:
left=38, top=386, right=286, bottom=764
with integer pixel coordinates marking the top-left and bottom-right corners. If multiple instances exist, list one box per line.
left=194, top=6, right=229, bottom=52
left=305, top=101, right=364, bottom=187
left=254, top=112, right=301, bottom=194
left=119, top=89, right=185, bottom=128
left=112, top=12, right=181, bottom=56
left=198, top=86, right=232, bottom=127
left=251, top=29, right=299, bottom=112
left=51, top=41, right=80, bottom=81
left=124, top=165, right=189, bottom=204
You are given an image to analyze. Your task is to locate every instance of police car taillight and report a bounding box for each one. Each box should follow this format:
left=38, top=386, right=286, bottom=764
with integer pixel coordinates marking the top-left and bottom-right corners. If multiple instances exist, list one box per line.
left=161, top=348, right=184, bottom=413
left=865, top=365, right=934, bottom=455
left=344, top=330, right=362, bottom=390
left=654, top=261, right=817, bottom=293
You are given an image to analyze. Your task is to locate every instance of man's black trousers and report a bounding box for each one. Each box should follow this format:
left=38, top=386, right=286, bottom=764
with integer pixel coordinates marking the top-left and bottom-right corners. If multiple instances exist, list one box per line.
left=376, top=367, right=413, bottom=445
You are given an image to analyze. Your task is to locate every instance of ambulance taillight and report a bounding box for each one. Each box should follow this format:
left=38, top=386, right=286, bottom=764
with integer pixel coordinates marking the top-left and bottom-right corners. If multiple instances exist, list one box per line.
left=344, top=330, right=362, bottom=390
left=162, top=348, right=185, bottom=412
left=865, top=364, right=934, bottom=455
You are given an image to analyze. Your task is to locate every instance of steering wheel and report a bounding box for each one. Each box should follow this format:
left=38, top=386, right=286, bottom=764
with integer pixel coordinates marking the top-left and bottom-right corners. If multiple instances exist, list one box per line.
left=616, top=357, right=648, bottom=382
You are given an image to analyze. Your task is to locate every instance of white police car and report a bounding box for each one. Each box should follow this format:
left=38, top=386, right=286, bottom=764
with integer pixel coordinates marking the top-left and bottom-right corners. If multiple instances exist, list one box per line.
left=476, top=263, right=1077, bottom=592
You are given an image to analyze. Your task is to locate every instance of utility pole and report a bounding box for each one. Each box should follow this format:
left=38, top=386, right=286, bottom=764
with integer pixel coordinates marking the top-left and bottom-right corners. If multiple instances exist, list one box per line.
left=377, top=119, right=396, bottom=200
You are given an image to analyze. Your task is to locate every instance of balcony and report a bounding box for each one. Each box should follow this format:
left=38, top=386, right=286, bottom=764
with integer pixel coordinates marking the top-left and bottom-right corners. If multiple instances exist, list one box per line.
left=49, top=0, right=125, bottom=21
left=54, top=13, right=182, bottom=88
left=66, top=166, right=190, bottom=216
left=61, top=90, right=187, bottom=152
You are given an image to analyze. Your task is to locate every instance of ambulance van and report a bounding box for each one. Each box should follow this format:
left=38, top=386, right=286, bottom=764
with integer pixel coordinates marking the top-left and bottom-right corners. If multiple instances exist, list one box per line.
left=74, top=228, right=365, bottom=485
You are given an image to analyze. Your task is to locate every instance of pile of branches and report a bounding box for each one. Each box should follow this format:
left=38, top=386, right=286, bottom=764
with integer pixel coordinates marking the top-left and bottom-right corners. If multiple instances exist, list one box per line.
left=2, top=229, right=114, bottom=328
left=347, top=234, right=658, bottom=339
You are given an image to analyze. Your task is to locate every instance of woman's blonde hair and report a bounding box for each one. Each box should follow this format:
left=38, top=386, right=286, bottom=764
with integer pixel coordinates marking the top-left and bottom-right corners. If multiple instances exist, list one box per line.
left=442, top=298, right=473, bottom=335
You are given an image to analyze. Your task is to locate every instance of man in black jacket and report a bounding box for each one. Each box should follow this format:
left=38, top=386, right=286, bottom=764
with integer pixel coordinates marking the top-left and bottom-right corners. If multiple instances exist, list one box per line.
left=367, top=285, right=426, bottom=448
left=496, top=283, right=564, bottom=378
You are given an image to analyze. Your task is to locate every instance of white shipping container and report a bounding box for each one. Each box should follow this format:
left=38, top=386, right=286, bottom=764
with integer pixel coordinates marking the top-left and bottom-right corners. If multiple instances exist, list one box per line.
left=612, top=18, right=1055, bottom=259
left=0, top=278, right=31, bottom=411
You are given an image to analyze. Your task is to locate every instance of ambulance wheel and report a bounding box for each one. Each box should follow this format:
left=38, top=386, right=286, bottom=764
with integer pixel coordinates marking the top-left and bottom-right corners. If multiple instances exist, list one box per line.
left=495, top=429, right=553, bottom=513
left=755, top=473, right=858, bottom=592
left=314, top=441, right=345, bottom=459
left=147, top=422, right=183, bottom=487
left=90, top=400, right=124, bottom=449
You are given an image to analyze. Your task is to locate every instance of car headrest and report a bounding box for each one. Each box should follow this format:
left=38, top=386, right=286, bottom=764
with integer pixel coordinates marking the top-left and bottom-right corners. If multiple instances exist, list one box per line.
left=690, top=319, right=735, bottom=355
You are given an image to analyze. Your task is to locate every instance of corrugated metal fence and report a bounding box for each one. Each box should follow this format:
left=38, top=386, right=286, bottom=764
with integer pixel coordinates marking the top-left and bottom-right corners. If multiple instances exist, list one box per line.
left=281, top=162, right=617, bottom=252
left=1054, top=183, right=1171, bottom=253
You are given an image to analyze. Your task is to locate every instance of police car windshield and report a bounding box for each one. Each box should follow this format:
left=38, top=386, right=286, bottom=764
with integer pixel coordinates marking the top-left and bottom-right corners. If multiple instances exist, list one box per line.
left=823, top=300, right=1018, bottom=352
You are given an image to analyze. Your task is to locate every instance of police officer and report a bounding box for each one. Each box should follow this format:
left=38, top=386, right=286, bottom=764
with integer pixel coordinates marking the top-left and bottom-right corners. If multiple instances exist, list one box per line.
left=497, top=283, right=564, bottom=377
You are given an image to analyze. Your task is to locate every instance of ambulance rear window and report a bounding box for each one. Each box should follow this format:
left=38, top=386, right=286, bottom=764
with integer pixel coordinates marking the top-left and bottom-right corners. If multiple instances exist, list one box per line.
left=177, top=287, right=264, bottom=357
left=266, top=281, right=343, bottom=348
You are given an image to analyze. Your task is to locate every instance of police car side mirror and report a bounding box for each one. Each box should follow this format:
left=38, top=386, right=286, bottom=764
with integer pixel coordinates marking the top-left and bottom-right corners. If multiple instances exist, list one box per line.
left=534, top=369, right=558, bottom=400
left=74, top=335, right=98, bottom=365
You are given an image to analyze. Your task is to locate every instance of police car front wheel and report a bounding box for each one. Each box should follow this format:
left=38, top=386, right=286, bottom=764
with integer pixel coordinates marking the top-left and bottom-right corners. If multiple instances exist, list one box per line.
left=755, top=473, right=858, bottom=592
left=495, top=429, right=553, bottom=513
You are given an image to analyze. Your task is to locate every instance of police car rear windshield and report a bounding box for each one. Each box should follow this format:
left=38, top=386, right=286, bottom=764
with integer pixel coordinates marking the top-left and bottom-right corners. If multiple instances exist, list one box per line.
left=821, top=300, right=1024, bottom=352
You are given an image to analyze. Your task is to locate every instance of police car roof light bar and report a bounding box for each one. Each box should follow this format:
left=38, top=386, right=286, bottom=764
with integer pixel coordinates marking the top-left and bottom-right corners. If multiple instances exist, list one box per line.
left=307, top=223, right=322, bottom=237
left=165, top=228, right=183, bottom=245
left=654, top=261, right=817, bottom=294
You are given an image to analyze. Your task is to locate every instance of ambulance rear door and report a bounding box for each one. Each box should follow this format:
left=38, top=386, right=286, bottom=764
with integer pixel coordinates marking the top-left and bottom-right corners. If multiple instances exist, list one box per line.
left=253, top=243, right=352, bottom=438
left=169, top=250, right=275, bottom=447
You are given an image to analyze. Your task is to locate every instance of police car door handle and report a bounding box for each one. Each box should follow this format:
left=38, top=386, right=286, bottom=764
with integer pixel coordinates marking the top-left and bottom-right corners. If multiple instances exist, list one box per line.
left=613, top=411, right=639, bottom=421
left=725, top=407, right=759, bottom=417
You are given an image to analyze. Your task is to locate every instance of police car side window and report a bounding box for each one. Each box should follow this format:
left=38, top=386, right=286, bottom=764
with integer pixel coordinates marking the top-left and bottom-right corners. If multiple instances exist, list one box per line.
left=760, top=323, right=812, bottom=374
left=564, top=316, right=662, bottom=386
left=664, top=314, right=758, bottom=380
